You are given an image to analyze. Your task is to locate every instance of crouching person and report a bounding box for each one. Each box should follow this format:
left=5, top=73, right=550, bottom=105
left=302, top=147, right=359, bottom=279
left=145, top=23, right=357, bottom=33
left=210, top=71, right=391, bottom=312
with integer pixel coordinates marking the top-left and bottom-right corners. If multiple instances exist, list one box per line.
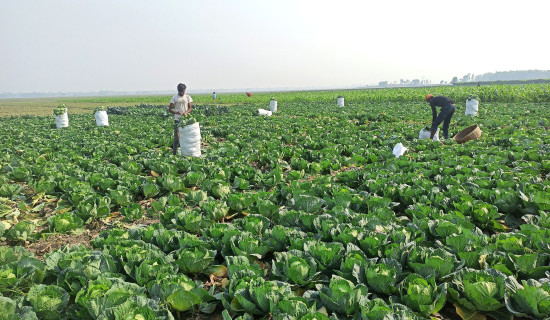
left=425, top=94, right=456, bottom=140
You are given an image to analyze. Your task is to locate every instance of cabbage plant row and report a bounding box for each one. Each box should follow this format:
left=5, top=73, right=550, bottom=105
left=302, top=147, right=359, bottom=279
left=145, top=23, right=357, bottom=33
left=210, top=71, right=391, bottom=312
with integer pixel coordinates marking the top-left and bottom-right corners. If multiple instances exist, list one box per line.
left=0, top=87, right=549, bottom=319
left=63, top=83, right=550, bottom=105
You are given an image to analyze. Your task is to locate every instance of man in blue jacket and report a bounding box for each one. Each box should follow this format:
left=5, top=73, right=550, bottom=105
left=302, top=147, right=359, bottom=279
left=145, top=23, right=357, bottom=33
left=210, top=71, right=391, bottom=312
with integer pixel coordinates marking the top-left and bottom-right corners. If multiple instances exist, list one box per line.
left=425, top=94, right=456, bottom=140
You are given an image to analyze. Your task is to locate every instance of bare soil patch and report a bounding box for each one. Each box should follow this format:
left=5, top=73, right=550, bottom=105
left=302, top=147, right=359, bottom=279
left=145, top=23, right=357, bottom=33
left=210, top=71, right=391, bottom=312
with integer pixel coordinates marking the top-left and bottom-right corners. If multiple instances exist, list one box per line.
left=24, top=229, right=99, bottom=260
left=10, top=213, right=161, bottom=260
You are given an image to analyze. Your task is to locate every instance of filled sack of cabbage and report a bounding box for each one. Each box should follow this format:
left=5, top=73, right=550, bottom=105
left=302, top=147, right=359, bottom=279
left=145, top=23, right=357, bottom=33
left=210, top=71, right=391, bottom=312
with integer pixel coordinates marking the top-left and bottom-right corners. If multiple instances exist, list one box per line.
left=465, top=95, right=479, bottom=116
left=53, top=105, right=69, bottom=128
left=178, top=116, right=201, bottom=157
left=94, top=106, right=109, bottom=126
left=269, top=98, right=277, bottom=112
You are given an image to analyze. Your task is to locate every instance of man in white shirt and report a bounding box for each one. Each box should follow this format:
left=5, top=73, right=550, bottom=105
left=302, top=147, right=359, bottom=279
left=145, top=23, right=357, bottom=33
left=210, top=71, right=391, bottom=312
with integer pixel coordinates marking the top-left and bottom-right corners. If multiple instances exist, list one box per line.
left=169, top=83, right=193, bottom=155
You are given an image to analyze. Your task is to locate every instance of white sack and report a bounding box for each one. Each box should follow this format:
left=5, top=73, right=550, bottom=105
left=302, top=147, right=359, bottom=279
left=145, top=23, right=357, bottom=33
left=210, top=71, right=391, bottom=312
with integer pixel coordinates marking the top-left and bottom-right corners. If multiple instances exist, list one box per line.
left=258, top=109, right=272, bottom=116
left=55, top=112, right=69, bottom=128
left=392, top=143, right=408, bottom=158
left=269, top=100, right=278, bottom=113
left=465, top=99, right=479, bottom=116
left=337, top=97, right=345, bottom=107
left=418, top=128, right=440, bottom=141
left=94, top=110, right=109, bottom=126
left=179, top=122, right=201, bottom=157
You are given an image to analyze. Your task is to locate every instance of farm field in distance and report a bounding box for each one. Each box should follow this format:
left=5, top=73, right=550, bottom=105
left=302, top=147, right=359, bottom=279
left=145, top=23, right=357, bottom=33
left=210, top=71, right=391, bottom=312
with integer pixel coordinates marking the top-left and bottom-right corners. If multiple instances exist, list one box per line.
left=0, top=84, right=549, bottom=320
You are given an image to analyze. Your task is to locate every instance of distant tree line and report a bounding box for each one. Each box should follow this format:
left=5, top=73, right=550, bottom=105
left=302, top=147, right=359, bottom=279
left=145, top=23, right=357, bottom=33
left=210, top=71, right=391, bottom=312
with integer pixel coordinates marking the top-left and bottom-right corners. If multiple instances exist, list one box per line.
left=452, top=79, right=550, bottom=86
left=378, top=79, right=433, bottom=87
left=452, top=70, right=550, bottom=83
left=377, top=70, right=550, bottom=88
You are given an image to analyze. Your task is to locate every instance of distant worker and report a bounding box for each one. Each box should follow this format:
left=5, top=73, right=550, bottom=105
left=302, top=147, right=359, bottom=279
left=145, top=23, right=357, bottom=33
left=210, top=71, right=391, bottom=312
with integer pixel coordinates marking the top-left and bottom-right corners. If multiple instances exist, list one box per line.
left=169, top=83, right=193, bottom=155
left=246, top=92, right=252, bottom=97
left=425, top=94, right=456, bottom=140
left=213, top=92, right=216, bottom=100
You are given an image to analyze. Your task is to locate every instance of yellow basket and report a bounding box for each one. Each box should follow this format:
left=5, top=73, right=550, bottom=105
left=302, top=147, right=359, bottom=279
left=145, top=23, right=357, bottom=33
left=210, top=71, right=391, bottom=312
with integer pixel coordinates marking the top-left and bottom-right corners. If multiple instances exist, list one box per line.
left=453, top=125, right=482, bottom=144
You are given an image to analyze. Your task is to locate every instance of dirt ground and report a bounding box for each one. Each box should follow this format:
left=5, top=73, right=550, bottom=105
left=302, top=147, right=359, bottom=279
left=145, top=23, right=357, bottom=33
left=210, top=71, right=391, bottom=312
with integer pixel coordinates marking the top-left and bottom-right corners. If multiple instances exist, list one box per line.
left=0, top=99, right=100, bottom=117
left=24, top=228, right=99, bottom=260
left=6, top=214, right=161, bottom=260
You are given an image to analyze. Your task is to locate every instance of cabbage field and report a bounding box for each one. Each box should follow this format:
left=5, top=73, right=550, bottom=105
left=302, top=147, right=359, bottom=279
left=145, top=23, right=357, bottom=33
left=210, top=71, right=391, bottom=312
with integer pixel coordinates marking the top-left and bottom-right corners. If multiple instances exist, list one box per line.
left=0, top=84, right=549, bottom=320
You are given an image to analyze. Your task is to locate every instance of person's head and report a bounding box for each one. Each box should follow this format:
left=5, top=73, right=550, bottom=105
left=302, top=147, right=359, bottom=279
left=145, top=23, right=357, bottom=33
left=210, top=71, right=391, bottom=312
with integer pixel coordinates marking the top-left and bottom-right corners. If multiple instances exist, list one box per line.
left=177, top=83, right=186, bottom=95
left=425, top=94, right=434, bottom=102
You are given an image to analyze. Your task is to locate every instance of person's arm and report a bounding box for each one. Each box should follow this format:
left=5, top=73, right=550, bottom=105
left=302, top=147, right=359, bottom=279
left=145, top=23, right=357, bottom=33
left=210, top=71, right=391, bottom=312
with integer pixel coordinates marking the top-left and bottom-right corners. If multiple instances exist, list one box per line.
left=431, top=104, right=437, bottom=124
left=184, top=103, right=193, bottom=116
left=183, top=95, right=193, bottom=115
left=169, top=102, right=180, bottom=115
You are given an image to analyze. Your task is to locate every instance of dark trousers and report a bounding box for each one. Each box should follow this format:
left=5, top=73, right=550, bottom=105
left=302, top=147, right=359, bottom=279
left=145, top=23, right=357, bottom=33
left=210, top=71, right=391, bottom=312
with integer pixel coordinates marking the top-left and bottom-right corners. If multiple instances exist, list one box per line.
left=431, top=104, right=456, bottom=139
left=173, top=120, right=179, bottom=155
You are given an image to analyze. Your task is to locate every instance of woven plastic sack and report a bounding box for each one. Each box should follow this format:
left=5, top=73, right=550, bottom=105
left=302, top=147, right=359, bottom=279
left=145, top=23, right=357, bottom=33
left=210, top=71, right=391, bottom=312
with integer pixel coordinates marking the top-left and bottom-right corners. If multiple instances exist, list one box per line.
left=392, top=143, right=408, bottom=158
left=179, top=122, right=201, bottom=157
left=258, top=109, right=272, bottom=116
left=418, top=128, right=440, bottom=141
left=55, top=112, right=69, bottom=128
left=94, top=111, right=109, bottom=126
left=465, top=99, right=479, bottom=116
left=337, top=97, right=345, bottom=107
left=269, top=100, right=278, bottom=113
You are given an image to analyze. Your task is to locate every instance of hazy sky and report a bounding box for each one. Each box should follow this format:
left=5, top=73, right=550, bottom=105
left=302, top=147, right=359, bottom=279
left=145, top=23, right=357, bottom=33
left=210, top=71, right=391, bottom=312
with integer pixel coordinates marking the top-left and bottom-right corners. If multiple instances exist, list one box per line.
left=1, top=0, right=549, bottom=93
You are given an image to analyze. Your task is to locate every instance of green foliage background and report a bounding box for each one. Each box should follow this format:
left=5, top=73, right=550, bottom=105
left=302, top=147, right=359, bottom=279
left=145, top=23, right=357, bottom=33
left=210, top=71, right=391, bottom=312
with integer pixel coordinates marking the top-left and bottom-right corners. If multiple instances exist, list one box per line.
left=0, top=83, right=549, bottom=319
